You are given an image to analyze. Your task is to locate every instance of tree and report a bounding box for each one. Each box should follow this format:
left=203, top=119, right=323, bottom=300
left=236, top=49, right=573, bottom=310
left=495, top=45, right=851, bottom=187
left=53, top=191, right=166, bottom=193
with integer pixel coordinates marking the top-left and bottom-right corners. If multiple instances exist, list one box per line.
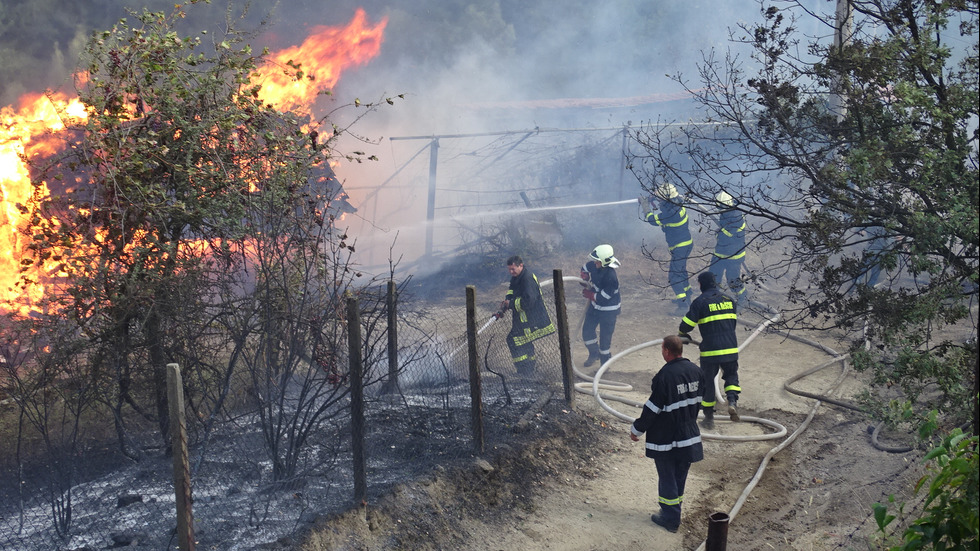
left=232, top=173, right=387, bottom=482
left=19, top=2, right=341, bottom=455
left=627, top=0, right=978, bottom=432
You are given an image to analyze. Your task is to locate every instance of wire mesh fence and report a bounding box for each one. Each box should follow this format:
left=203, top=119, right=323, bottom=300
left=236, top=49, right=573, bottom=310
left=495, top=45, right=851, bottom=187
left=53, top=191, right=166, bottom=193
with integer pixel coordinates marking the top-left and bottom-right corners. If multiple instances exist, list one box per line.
left=0, top=277, right=568, bottom=551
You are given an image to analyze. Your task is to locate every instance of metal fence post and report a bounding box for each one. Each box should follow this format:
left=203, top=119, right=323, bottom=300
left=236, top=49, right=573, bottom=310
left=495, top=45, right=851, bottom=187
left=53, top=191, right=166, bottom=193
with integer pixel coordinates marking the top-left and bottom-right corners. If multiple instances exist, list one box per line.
left=347, top=295, right=367, bottom=503
left=425, top=138, right=439, bottom=258
left=465, top=285, right=484, bottom=453
left=167, top=363, right=195, bottom=551
left=706, top=511, right=730, bottom=551
left=383, top=279, right=399, bottom=394
left=552, top=270, right=575, bottom=406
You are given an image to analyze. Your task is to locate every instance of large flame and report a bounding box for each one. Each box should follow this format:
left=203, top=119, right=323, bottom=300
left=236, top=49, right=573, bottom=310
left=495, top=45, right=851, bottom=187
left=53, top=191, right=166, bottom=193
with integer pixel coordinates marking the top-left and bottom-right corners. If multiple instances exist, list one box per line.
left=253, top=8, right=387, bottom=113
left=1, top=91, right=87, bottom=315
left=0, top=9, right=386, bottom=316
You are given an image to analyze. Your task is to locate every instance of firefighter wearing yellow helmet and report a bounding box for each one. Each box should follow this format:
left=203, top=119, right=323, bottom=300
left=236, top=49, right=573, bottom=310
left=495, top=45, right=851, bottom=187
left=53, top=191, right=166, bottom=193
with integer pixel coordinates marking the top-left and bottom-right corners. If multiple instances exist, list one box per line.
left=580, top=244, right=621, bottom=367
left=708, top=190, right=748, bottom=306
left=644, top=183, right=693, bottom=313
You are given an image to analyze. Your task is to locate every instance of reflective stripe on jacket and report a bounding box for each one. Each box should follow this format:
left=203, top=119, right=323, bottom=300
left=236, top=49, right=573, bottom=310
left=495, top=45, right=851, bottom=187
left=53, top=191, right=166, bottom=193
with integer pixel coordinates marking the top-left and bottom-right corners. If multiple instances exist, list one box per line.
left=679, top=287, right=738, bottom=363
left=582, top=261, right=621, bottom=312
left=713, top=208, right=746, bottom=259
left=505, top=268, right=554, bottom=336
left=630, top=357, right=705, bottom=462
left=646, top=200, right=692, bottom=250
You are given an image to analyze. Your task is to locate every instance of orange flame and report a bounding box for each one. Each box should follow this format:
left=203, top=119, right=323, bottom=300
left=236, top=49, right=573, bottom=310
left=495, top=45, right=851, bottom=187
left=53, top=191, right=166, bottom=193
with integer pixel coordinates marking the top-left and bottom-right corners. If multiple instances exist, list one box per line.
left=1, top=92, right=87, bottom=315
left=253, top=9, right=387, bottom=113
left=0, top=9, right=385, bottom=316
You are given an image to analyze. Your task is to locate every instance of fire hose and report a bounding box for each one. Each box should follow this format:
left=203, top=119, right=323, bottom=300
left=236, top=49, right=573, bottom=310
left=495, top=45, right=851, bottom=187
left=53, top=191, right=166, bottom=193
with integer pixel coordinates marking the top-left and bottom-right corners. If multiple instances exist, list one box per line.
left=552, top=283, right=913, bottom=550
left=581, top=286, right=789, bottom=442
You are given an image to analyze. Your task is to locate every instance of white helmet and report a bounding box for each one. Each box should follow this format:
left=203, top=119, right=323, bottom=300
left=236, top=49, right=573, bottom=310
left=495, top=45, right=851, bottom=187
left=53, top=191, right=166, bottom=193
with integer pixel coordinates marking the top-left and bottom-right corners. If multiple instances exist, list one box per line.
left=655, top=182, right=679, bottom=199
left=589, top=244, right=621, bottom=268
left=715, top=190, right=734, bottom=206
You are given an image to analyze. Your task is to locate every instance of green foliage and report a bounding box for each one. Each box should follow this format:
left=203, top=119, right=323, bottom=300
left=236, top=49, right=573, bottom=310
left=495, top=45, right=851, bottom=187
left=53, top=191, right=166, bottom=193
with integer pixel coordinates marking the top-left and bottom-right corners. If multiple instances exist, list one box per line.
left=0, top=0, right=236, bottom=106
left=13, top=0, right=400, bottom=473
left=19, top=2, right=328, bottom=453
left=873, top=428, right=979, bottom=550
left=627, top=0, right=978, bottom=432
left=853, top=339, right=977, bottom=431
left=25, top=2, right=318, bottom=320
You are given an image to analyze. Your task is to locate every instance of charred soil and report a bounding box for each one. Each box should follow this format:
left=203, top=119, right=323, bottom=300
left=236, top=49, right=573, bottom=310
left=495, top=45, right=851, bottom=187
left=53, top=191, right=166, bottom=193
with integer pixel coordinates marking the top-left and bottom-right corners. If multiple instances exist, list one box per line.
left=297, top=249, right=930, bottom=551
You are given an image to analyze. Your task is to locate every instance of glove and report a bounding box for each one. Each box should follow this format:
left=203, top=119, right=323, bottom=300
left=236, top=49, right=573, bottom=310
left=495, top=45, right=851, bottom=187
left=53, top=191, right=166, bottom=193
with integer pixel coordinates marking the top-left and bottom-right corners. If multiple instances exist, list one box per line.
left=499, top=300, right=509, bottom=312
left=493, top=311, right=504, bottom=320
left=678, top=332, right=691, bottom=341
left=647, top=195, right=659, bottom=210
left=580, top=269, right=590, bottom=282
left=582, top=288, right=596, bottom=302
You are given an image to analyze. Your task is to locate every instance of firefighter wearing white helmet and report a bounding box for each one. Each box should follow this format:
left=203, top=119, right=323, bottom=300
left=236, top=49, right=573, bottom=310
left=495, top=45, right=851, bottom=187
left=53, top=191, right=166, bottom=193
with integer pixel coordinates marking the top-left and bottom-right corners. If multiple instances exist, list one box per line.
left=580, top=244, right=622, bottom=367
left=708, top=190, right=748, bottom=306
left=644, top=182, right=693, bottom=313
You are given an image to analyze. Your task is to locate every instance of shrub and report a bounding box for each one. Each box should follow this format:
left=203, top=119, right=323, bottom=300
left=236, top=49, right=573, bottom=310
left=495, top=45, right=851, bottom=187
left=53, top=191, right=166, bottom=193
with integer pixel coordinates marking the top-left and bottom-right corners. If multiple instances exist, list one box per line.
left=874, top=426, right=979, bottom=550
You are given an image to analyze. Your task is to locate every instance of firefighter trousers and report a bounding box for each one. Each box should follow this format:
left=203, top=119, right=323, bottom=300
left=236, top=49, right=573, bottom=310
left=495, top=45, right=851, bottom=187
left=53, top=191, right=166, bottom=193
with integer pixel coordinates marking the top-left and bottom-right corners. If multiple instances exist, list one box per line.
left=700, top=359, right=740, bottom=409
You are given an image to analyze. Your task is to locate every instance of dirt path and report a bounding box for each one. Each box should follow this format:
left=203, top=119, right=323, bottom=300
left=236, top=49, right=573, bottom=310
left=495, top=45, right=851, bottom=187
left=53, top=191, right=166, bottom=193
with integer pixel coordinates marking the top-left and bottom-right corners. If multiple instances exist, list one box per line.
left=452, top=311, right=923, bottom=551
left=300, top=253, right=927, bottom=551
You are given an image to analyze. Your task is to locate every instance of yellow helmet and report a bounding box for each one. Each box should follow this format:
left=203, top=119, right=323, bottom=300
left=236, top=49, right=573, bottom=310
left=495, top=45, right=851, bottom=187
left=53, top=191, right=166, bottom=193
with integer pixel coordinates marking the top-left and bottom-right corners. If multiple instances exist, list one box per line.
left=655, top=183, right=679, bottom=199
left=715, top=190, right=734, bottom=206
left=590, top=244, right=621, bottom=268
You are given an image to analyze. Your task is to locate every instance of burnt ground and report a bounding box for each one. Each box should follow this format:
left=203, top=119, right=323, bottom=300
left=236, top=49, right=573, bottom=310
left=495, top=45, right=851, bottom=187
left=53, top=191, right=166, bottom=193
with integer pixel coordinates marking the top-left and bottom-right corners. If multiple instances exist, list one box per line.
left=295, top=246, right=936, bottom=551
left=1, top=240, right=949, bottom=551
left=293, top=397, right=926, bottom=551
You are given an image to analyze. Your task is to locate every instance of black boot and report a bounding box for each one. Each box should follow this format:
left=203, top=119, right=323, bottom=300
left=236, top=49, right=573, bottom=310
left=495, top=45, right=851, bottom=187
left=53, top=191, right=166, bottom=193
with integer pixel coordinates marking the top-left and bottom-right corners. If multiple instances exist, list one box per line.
left=583, top=344, right=600, bottom=367
left=599, top=353, right=612, bottom=366
left=650, top=513, right=680, bottom=532
left=700, top=408, right=715, bottom=430
left=727, top=393, right=740, bottom=422
left=516, top=357, right=538, bottom=376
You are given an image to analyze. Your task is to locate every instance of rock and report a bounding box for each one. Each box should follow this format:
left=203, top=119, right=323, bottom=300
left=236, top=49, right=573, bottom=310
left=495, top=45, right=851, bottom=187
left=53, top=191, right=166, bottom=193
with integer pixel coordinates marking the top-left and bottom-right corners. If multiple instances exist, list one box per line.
left=116, top=494, right=143, bottom=508
left=109, top=530, right=148, bottom=546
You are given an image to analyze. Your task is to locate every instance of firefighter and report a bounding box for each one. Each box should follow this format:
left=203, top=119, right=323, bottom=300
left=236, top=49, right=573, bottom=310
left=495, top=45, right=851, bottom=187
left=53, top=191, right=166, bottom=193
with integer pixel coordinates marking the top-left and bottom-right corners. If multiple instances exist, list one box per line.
left=645, top=183, right=693, bottom=313
left=708, top=191, right=748, bottom=306
left=678, top=272, right=740, bottom=429
left=580, top=244, right=622, bottom=367
left=629, top=334, right=706, bottom=532
left=860, top=226, right=891, bottom=289
left=497, top=255, right=556, bottom=375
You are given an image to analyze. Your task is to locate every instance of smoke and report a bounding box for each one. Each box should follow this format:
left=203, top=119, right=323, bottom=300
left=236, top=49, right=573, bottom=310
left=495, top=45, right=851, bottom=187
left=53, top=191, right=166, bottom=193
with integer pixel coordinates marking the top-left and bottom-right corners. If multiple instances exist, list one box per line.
left=335, top=1, right=755, bottom=129
left=310, top=1, right=761, bottom=278
left=1, top=0, right=765, bottom=280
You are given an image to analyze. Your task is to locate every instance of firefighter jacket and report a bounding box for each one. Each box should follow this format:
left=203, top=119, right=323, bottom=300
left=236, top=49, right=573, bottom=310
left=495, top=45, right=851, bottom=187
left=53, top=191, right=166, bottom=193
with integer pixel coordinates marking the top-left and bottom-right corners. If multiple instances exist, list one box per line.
left=646, top=200, right=693, bottom=250
left=582, top=262, right=621, bottom=312
left=630, top=357, right=705, bottom=462
left=679, top=285, right=738, bottom=363
left=506, top=268, right=555, bottom=338
left=713, top=208, right=746, bottom=260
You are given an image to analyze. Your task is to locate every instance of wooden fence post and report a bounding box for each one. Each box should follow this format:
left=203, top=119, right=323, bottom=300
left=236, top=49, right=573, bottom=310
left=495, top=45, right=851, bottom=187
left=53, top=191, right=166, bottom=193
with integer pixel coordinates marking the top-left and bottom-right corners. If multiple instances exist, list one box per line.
left=552, top=270, right=575, bottom=406
left=347, top=295, right=367, bottom=503
left=167, top=363, right=195, bottom=551
left=465, top=285, right=484, bottom=453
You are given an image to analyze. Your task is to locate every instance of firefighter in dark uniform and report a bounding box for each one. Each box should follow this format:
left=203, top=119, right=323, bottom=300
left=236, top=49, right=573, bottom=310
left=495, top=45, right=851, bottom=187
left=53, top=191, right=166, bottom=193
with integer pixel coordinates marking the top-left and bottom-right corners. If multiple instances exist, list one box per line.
left=497, top=255, right=556, bottom=375
left=630, top=334, right=706, bottom=532
left=678, top=272, right=741, bottom=429
left=645, top=183, right=693, bottom=313
left=708, top=191, right=748, bottom=306
left=580, top=244, right=622, bottom=367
